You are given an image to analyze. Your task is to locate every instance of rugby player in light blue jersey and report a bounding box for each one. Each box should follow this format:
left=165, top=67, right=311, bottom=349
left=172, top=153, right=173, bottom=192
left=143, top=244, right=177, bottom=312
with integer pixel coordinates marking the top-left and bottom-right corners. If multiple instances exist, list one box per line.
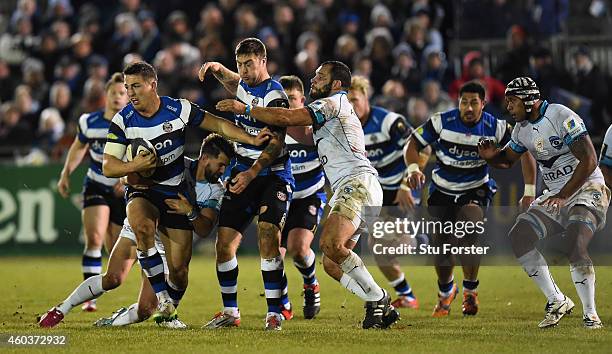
left=55, top=73, right=128, bottom=312
left=479, top=77, right=610, bottom=329
left=405, top=80, right=537, bottom=318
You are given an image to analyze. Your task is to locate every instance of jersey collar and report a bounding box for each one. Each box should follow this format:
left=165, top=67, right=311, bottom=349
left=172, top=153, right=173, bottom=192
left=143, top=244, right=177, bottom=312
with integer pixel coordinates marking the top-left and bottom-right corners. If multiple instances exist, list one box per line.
left=531, top=100, right=549, bottom=124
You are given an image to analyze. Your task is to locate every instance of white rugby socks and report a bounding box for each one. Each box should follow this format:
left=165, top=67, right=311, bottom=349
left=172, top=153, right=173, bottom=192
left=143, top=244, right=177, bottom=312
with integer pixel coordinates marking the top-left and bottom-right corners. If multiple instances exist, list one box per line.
left=340, top=250, right=384, bottom=301
left=517, top=249, right=564, bottom=303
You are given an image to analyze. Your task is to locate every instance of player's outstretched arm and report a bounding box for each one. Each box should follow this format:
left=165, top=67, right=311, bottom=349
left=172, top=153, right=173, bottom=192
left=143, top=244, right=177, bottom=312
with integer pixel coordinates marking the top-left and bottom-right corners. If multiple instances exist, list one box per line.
left=477, top=139, right=522, bottom=169
left=57, top=139, right=89, bottom=198
left=558, top=134, right=598, bottom=198
left=198, top=61, right=240, bottom=95
left=216, top=99, right=312, bottom=126
left=200, top=111, right=272, bottom=146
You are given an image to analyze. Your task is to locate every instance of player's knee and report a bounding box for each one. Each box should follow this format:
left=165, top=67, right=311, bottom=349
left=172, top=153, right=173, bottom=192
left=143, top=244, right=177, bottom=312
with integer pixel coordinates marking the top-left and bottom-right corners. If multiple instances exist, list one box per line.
left=509, top=219, right=539, bottom=257
left=131, top=221, right=155, bottom=240
left=457, top=204, right=483, bottom=222
left=102, top=272, right=124, bottom=290
left=320, top=237, right=343, bottom=258
left=258, top=222, right=279, bottom=239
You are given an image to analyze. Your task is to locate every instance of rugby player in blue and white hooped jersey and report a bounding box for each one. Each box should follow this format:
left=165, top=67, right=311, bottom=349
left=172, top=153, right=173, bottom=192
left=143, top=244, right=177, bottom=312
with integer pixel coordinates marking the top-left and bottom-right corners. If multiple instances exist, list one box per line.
left=39, top=135, right=233, bottom=329
left=405, top=80, right=537, bottom=318
left=278, top=75, right=325, bottom=320
left=348, top=75, right=420, bottom=310
left=199, top=38, right=294, bottom=331
left=479, top=77, right=611, bottom=329
left=600, top=124, right=612, bottom=189
left=55, top=73, right=128, bottom=312
left=100, top=61, right=270, bottom=324
left=217, top=61, right=400, bottom=330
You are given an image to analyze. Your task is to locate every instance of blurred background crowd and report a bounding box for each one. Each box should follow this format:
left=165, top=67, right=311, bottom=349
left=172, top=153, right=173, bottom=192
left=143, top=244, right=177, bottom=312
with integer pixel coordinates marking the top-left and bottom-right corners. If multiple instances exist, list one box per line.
left=0, top=0, right=611, bottom=163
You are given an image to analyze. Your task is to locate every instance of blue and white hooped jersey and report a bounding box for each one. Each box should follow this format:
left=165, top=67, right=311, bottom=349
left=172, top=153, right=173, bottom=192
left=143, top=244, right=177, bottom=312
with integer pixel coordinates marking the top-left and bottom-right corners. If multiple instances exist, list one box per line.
left=77, top=110, right=117, bottom=187
left=234, top=78, right=293, bottom=183
left=509, top=101, right=604, bottom=194
left=601, top=124, right=612, bottom=169
left=363, top=106, right=411, bottom=190
left=106, top=96, right=205, bottom=187
left=414, top=108, right=511, bottom=193
left=286, top=134, right=326, bottom=200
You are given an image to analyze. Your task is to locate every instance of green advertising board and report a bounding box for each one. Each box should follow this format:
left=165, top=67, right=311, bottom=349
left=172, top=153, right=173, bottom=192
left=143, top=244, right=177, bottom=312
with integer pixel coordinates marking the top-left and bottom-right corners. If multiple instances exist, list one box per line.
left=0, top=164, right=87, bottom=255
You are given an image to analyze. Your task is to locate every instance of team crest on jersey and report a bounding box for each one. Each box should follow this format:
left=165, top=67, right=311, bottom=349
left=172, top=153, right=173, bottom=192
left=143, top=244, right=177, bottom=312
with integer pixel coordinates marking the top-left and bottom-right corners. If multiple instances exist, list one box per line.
left=534, top=137, right=548, bottom=156
left=251, top=97, right=259, bottom=106
left=163, top=121, right=173, bottom=133
left=593, top=191, right=602, bottom=202
left=308, top=205, right=317, bottom=216
left=549, top=136, right=563, bottom=150
left=277, top=191, right=287, bottom=201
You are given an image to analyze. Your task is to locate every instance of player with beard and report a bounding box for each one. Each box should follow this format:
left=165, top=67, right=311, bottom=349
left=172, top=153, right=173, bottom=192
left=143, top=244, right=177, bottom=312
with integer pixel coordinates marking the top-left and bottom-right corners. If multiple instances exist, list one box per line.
left=217, top=61, right=400, bottom=329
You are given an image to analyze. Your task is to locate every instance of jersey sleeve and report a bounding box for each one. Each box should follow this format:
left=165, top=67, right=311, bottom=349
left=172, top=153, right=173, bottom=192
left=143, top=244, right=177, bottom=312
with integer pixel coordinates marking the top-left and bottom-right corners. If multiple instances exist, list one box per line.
left=507, top=124, right=527, bottom=153
left=385, top=113, right=412, bottom=149
left=557, top=108, right=588, bottom=146
left=76, top=113, right=89, bottom=144
left=180, top=98, right=205, bottom=127
left=264, top=89, right=289, bottom=109
left=412, top=113, right=442, bottom=147
left=600, top=125, right=612, bottom=168
left=104, top=112, right=128, bottom=158
left=306, top=97, right=339, bottom=129
left=495, top=121, right=513, bottom=147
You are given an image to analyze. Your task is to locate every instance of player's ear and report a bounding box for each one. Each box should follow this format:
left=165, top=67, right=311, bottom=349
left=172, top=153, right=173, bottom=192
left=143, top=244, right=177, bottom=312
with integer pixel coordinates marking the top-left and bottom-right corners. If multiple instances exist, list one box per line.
left=300, top=95, right=305, bottom=104
left=332, top=79, right=342, bottom=91
left=151, top=79, right=157, bottom=91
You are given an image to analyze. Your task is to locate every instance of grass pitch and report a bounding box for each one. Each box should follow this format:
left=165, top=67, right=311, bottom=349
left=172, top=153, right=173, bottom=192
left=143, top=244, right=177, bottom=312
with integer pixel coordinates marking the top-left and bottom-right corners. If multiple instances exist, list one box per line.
left=2, top=255, right=612, bottom=353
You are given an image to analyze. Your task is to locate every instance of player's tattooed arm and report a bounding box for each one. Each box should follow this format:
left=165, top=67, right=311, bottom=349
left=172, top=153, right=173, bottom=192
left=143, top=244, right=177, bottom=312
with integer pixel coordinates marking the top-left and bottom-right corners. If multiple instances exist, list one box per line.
left=198, top=62, right=240, bottom=95
left=559, top=133, right=598, bottom=198
left=228, top=127, right=285, bottom=194
left=252, top=127, right=285, bottom=174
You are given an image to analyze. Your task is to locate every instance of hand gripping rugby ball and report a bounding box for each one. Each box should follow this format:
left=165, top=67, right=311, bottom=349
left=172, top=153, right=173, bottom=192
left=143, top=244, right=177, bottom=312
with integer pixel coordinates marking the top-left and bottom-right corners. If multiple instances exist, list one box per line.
left=125, top=138, right=157, bottom=178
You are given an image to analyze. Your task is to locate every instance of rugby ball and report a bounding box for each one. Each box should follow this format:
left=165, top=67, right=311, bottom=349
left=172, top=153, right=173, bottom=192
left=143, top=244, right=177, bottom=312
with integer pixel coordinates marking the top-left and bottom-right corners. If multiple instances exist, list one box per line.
left=125, top=138, right=157, bottom=178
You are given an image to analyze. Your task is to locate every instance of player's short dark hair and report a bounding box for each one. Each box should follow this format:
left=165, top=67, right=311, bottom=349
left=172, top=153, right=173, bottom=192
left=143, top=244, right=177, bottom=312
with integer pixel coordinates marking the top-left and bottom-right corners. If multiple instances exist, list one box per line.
left=200, top=133, right=236, bottom=160
left=123, top=61, right=158, bottom=82
left=235, top=37, right=266, bottom=59
left=321, top=60, right=351, bottom=90
left=279, top=75, right=304, bottom=94
left=459, top=80, right=486, bottom=100
left=105, top=72, right=124, bottom=92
